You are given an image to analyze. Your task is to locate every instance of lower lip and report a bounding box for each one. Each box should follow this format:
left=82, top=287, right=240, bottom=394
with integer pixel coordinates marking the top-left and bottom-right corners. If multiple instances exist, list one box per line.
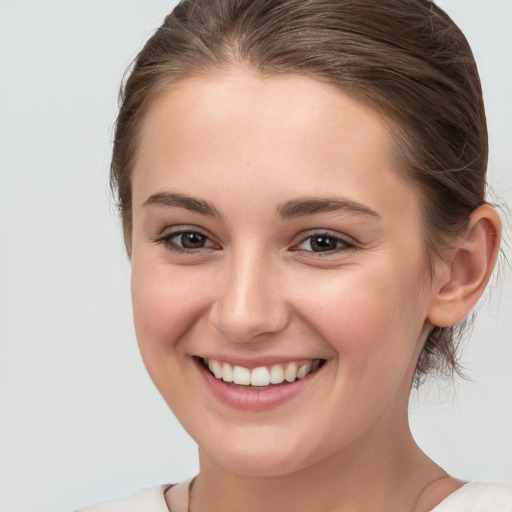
left=195, top=358, right=321, bottom=411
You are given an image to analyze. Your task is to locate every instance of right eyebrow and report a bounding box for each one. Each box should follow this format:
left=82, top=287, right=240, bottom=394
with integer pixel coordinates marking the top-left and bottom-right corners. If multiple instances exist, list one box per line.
left=276, top=196, right=381, bottom=220
left=142, top=192, right=222, bottom=218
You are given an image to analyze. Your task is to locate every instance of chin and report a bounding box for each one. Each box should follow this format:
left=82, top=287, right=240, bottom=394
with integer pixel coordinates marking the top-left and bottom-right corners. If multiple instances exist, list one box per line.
left=211, top=452, right=306, bottom=477
left=198, top=431, right=325, bottom=477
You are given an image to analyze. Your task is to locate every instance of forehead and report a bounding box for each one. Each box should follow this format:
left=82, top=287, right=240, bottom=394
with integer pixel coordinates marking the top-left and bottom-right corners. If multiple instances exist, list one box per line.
left=132, top=69, right=418, bottom=220
left=136, top=69, right=391, bottom=160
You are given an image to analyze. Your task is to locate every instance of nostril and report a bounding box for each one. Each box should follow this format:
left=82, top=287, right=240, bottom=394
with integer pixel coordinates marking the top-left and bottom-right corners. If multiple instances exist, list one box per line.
left=207, top=270, right=290, bottom=342
left=208, top=301, right=290, bottom=343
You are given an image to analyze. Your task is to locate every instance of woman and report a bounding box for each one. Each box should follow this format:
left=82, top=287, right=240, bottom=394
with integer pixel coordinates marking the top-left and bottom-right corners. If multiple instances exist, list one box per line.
left=78, top=0, right=511, bottom=510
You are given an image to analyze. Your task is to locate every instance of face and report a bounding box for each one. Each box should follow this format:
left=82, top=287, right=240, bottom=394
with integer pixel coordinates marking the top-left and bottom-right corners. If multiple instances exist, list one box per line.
left=130, top=69, right=437, bottom=476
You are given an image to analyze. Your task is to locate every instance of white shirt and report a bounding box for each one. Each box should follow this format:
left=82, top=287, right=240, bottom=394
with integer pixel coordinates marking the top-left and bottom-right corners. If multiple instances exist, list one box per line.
left=431, top=482, right=512, bottom=511
left=75, top=481, right=512, bottom=511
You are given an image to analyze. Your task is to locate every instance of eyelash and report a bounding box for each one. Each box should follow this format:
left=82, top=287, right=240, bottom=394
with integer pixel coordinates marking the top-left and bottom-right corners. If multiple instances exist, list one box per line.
left=293, top=232, right=357, bottom=255
left=154, top=229, right=218, bottom=254
left=154, top=229, right=357, bottom=256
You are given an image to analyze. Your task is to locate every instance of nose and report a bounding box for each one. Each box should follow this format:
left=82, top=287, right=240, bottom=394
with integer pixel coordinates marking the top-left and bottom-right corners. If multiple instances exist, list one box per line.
left=209, top=249, right=290, bottom=343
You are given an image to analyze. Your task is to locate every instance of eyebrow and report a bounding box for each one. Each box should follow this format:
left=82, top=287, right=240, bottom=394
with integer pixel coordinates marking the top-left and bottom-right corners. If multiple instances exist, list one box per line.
left=143, top=191, right=380, bottom=221
left=143, top=192, right=222, bottom=218
left=276, top=197, right=381, bottom=219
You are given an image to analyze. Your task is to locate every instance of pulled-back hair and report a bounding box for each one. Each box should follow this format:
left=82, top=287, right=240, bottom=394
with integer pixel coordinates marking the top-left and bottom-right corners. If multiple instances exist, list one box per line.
left=112, top=0, right=488, bottom=383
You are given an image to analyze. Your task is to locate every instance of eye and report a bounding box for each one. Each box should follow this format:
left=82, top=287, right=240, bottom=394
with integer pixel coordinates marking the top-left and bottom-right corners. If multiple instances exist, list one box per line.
left=295, top=232, right=354, bottom=253
left=172, top=231, right=210, bottom=249
left=155, top=229, right=218, bottom=253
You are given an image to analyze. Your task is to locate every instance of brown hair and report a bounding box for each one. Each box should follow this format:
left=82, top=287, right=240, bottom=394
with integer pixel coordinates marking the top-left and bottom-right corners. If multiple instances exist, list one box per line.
left=112, top=0, right=488, bottom=383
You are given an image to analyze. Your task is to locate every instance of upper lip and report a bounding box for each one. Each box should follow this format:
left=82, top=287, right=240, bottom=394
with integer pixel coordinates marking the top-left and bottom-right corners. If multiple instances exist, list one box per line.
left=196, top=354, right=325, bottom=369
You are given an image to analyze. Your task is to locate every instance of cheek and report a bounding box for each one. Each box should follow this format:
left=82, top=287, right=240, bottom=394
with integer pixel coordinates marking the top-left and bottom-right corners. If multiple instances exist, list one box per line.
left=130, top=263, right=216, bottom=417
left=290, top=267, right=428, bottom=441
left=294, top=263, right=428, bottom=372
left=131, top=263, right=209, bottom=357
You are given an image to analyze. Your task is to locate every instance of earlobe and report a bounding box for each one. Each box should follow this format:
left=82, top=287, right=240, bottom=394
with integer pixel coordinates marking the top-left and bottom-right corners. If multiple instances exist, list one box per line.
left=427, top=204, right=502, bottom=328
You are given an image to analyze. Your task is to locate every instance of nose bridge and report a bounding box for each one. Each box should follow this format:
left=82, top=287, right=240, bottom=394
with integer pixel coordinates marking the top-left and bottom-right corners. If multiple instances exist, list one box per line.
left=210, top=244, right=288, bottom=342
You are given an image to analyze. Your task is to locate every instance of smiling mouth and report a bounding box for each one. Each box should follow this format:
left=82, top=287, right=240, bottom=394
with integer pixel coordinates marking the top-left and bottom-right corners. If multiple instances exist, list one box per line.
left=200, top=357, right=325, bottom=388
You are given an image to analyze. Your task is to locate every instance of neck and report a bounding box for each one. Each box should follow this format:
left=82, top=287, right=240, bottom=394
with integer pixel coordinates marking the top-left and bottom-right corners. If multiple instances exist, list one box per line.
left=190, top=417, right=447, bottom=512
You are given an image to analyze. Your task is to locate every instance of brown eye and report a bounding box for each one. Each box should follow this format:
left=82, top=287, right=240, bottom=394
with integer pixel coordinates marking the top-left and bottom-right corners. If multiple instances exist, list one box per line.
left=296, top=233, right=354, bottom=253
left=309, top=235, right=338, bottom=252
left=178, top=231, right=207, bottom=249
left=156, top=229, right=217, bottom=252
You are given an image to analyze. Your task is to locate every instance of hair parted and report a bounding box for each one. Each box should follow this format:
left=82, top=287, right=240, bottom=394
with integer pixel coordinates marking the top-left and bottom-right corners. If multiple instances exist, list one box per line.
left=112, top=0, right=488, bottom=383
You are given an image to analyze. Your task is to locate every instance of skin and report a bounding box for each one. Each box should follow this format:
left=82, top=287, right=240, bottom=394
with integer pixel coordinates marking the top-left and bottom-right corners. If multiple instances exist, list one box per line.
left=129, top=69, right=500, bottom=512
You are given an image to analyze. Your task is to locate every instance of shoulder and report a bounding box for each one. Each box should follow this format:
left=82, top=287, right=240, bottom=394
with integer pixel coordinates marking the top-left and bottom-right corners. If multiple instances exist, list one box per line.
left=431, top=482, right=512, bottom=511
left=74, top=485, right=171, bottom=512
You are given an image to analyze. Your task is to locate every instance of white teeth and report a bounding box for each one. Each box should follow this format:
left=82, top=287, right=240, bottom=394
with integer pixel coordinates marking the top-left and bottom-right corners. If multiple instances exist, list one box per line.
left=204, top=358, right=321, bottom=386
left=233, top=365, right=251, bottom=385
left=297, top=362, right=312, bottom=379
left=284, top=362, right=298, bottom=383
left=209, top=359, right=223, bottom=379
left=222, top=362, right=234, bottom=382
left=251, top=367, right=270, bottom=386
left=269, top=365, right=285, bottom=384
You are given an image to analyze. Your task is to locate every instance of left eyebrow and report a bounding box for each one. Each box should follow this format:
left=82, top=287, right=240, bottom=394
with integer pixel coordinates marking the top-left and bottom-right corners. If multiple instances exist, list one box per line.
left=142, top=192, right=222, bottom=218
left=276, top=196, right=382, bottom=220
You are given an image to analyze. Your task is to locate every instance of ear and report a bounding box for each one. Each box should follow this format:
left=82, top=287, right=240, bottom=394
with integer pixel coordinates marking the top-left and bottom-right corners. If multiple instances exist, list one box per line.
left=427, top=204, right=502, bottom=327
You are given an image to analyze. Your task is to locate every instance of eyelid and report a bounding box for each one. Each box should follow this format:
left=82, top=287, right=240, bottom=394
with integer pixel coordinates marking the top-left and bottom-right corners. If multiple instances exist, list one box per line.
left=153, top=226, right=221, bottom=253
left=291, top=230, right=358, bottom=254
left=152, top=226, right=357, bottom=256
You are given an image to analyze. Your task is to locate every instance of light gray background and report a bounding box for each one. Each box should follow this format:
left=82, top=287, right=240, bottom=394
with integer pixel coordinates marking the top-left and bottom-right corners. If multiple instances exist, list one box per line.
left=0, top=1, right=510, bottom=511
